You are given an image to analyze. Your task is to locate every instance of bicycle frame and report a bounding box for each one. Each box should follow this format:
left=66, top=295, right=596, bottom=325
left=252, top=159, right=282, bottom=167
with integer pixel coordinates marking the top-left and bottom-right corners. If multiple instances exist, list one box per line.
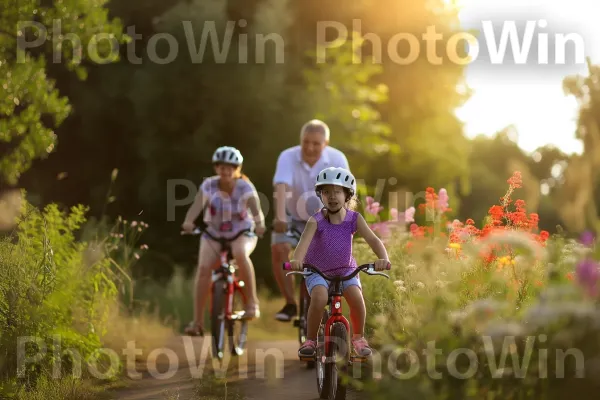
left=211, top=251, right=247, bottom=322
left=283, top=262, right=390, bottom=357
left=322, top=281, right=351, bottom=357
left=182, top=227, right=254, bottom=359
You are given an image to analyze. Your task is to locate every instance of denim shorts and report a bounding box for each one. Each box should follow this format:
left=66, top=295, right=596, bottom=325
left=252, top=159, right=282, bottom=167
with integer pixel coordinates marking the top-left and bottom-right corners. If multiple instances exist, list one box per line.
left=271, top=219, right=307, bottom=247
left=304, top=272, right=362, bottom=296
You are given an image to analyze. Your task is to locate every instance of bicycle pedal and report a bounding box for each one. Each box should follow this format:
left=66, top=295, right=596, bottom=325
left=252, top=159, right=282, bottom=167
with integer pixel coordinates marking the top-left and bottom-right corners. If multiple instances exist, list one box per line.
left=231, top=311, right=245, bottom=320
left=298, top=355, right=315, bottom=362
left=350, top=355, right=369, bottom=363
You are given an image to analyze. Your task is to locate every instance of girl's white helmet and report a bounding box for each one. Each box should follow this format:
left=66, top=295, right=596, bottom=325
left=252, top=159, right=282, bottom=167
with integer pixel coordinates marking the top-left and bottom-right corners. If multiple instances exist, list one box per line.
left=212, top=146, right=243, bottom=166
left=315, top=167, right=356, bottom=197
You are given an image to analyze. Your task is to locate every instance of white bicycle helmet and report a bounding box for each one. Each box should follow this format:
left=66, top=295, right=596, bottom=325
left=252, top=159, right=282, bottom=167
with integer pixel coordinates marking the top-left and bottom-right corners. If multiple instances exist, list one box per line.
left=212, top=146, right=243, bottom=166
left=315, top=167, right=356, bottom=197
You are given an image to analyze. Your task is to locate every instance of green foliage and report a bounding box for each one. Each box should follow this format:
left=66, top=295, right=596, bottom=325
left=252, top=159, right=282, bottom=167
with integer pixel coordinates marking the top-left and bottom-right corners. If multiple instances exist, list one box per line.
left=0, top=198, right=134, bottom=396
left=355, top=217, right=599, bottom=399
left=0, top=0, right=125, bottom=184
left=304, top=32, right=395, bottom=157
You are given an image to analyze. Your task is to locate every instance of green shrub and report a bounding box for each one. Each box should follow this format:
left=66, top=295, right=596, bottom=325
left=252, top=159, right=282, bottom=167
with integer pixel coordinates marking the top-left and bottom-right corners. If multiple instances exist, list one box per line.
left=0, top=200, right=130, bottom=396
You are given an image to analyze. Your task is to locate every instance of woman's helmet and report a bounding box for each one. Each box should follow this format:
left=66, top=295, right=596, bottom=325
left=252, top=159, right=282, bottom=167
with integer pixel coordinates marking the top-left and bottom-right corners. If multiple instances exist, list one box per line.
left=212, top=146, right=243, bottom=166
left=315, top=167, right=356, bottom=198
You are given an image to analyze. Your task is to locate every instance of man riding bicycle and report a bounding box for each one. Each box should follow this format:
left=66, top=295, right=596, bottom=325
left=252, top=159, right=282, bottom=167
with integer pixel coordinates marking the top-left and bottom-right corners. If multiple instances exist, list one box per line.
left=271, top=119, right=350, bottom=321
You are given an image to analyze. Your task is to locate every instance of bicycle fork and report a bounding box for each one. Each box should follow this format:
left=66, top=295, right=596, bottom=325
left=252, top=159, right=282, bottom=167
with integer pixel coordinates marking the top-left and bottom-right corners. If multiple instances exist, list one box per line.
left=324, top=294, right=350, bottom=357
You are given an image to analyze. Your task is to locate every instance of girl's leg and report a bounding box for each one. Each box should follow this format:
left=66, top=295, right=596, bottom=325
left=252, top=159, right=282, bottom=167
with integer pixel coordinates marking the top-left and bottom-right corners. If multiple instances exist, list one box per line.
left=231, top=234, right=260, bottom=317
left=343, top=284, right=372, bottom=357
left=299, top=282, right=328, bottom=357
left=343, top=285, right=366, bottom=339
left=185, top=236, right=221, bottom=335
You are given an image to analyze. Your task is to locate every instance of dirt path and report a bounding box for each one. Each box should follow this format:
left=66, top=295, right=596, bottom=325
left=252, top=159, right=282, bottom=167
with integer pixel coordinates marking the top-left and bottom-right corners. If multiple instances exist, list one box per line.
left=111, top=336, right=366, bottom=399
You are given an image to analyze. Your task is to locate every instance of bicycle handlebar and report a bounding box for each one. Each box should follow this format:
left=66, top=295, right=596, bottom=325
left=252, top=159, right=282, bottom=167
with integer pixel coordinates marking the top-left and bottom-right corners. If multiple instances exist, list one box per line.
left=282, top=262, right=391, bottom=281
left=181, top=227, right=256, bottom=240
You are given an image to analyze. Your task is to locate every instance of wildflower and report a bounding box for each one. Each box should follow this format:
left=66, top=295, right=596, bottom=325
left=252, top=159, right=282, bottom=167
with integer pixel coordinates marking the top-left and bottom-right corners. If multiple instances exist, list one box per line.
left=507, top=171, right=522, bottom=188
left=437, top=188, right=449, bottom=210
left=575, top=258, right=599, bottom=296
left=566, top=272, right=574, bottom=281
left=580, top=230, right=595, bottom=247
left=404, top=207, right=415, bottom=223
left=390, top=208, right=399, bottom=222
left=370, top=222, right=391, bottom=239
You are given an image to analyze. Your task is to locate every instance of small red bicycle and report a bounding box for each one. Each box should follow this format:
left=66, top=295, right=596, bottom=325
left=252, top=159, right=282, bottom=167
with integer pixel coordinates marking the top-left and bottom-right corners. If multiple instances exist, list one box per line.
left=283, top=262, right=390, bottom=400
left=183, top=227, right=253, bottom=361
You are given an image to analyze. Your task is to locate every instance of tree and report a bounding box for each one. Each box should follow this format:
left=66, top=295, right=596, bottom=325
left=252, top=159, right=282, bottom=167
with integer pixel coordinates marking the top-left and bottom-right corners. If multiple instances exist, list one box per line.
left=0, top=0, right=125, bottom=186
left=555, top=58, right=600, bottom=233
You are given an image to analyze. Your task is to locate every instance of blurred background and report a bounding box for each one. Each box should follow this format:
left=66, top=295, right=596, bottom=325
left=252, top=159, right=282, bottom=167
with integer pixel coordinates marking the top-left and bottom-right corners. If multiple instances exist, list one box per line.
left=3, top=0, right=600, bottom=299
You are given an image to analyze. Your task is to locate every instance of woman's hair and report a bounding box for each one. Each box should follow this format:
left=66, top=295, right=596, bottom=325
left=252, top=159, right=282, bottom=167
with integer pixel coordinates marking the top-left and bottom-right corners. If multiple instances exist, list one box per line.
left=234, top=166, right=251, bottom=182
left=215, top=163, right=251, bottom=182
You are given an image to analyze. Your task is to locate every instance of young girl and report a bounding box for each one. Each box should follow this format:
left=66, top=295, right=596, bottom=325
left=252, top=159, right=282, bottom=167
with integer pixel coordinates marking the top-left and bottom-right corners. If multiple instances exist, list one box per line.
left=182, top=146, right=265, bottom=336
left=289, top=166, right=391, bottom=358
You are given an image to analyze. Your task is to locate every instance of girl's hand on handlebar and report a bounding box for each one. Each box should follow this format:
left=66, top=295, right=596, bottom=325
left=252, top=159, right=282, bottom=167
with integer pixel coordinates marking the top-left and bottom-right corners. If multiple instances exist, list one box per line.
left=182, top=221, right=195, bottom=233
left=255, top=224, right=266, bottom=238
left=289, top=260, right=303, bottom=271
left=374, top=259, right=391, bottom=271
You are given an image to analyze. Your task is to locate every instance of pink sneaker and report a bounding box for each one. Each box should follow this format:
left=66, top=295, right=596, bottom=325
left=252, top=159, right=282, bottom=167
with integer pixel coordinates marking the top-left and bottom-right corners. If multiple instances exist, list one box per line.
left=352, top=337, right=372, bottom=357
left=299, top=339, right=317, bottom=358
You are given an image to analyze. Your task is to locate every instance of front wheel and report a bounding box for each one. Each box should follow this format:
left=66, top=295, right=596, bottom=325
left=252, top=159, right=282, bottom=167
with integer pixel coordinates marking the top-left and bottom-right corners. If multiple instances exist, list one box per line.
left=328, top=322, right=349, bottom=400
left=228, top=285, right=249, bottom=356
left=316, top=310, right=330, bottom=399
left=211, top=278, right=227, bottom=360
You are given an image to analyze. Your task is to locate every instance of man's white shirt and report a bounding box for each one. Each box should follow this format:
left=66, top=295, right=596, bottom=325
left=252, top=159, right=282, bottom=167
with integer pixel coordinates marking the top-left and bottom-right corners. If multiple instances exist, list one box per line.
left=273, top=145, right=349, bottom=222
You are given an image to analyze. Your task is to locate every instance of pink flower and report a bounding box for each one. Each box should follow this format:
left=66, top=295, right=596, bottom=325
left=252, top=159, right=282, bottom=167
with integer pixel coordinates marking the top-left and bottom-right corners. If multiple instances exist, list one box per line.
left=390, top=208, right=399, bottom=222
left=370, top=222, right=391, bottom=238
left=366, top=196, right=374, bottom=206
left=366, top=201, right=383, bottom=215
left=404, top=207, right=415, bottom=223
left=437, top=188, right=449, bottom=210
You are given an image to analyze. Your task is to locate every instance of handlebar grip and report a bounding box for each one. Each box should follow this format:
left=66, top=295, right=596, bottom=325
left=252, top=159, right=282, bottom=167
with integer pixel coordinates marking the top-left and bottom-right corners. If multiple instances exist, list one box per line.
left=386, top=262, right=391, bottom=270
left=283, top=262, right=291, bottom=270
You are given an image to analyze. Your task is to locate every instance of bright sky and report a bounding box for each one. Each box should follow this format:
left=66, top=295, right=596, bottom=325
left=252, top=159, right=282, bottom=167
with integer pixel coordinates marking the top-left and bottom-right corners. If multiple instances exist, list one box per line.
left=453, top=0, right=600, bottom=155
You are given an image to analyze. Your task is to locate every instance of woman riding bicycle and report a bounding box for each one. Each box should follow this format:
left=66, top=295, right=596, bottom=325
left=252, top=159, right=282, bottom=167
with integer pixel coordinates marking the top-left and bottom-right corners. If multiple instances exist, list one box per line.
left=289, top=166, right=391, bottom=358
left=182, top=146, right=266, bottom=336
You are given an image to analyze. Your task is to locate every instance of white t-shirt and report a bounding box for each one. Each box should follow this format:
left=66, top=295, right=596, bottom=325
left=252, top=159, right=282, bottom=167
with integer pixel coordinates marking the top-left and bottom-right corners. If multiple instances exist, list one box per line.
left=273, top=145, right=350, bottom=222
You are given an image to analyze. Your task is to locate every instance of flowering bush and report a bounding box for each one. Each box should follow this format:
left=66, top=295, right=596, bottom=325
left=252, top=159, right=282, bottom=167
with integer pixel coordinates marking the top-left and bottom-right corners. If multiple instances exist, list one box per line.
left=353, top=171, right=600, bottom=400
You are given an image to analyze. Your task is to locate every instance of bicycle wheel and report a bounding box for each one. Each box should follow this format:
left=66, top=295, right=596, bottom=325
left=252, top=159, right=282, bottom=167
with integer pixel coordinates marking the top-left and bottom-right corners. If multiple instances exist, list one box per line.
left=228, top=285, right=249, bottom=356
left=316, top=309, right=331, bottom=399
left=328, top=322, right=349, bottom=400
left=211, top=278, right=227, bottom=361
left=298, top=283, right=315, bottom=369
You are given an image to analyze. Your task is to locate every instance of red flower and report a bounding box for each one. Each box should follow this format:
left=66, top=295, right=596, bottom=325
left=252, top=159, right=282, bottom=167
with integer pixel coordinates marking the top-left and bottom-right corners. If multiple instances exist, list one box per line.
left=507, top=171, right=522, bottom=188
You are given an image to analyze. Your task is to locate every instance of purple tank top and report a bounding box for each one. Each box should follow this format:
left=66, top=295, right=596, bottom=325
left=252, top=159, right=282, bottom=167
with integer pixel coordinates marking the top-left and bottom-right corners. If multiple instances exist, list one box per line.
left=303, top=208, right=359, bottom=277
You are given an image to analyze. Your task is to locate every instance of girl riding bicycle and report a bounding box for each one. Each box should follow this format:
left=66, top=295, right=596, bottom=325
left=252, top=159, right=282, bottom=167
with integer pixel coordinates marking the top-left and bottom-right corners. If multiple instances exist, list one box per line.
left=182, top=146, right=266, bottom=336
left=289, top=167, right=391, bottom=358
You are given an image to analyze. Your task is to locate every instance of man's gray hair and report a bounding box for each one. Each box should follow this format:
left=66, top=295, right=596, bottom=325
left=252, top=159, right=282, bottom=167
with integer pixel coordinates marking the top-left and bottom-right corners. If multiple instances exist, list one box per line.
left=300, top=119, right=330, bottom=141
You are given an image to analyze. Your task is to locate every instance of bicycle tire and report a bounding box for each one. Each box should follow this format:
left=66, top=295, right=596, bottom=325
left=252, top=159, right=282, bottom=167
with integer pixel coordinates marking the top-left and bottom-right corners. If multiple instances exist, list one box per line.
left=316, top=309, right=331, bottom=399
left=228, top=286, right=249, bottom=356
left=211, top=278, right=227, bottom=360
left=329, top=322, right=349, bottom=400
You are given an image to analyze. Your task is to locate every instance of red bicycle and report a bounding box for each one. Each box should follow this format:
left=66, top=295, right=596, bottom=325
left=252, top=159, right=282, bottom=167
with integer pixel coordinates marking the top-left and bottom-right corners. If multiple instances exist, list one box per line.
left=283, top=262, right=390, bottom=400
left=183, top=227, right=253, bottom=361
